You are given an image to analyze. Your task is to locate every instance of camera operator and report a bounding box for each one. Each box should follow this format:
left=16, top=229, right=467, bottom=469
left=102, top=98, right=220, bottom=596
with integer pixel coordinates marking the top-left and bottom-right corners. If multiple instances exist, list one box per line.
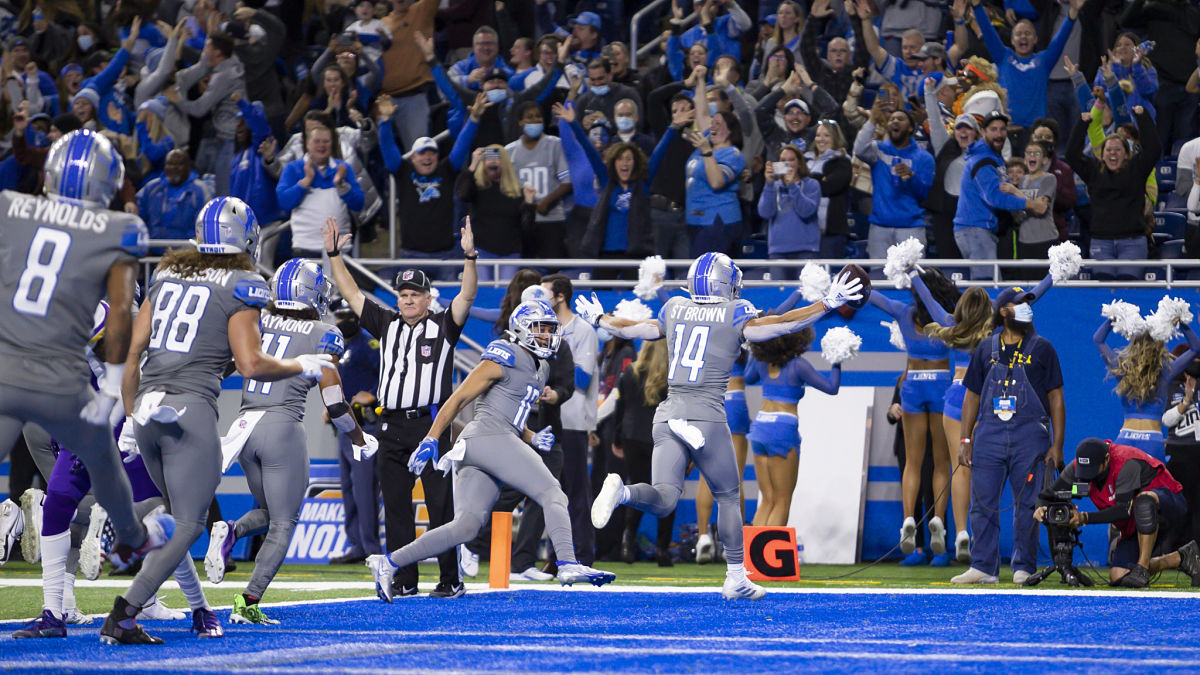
left=1164, top=350, right=1200, bottom=547
left=1036, top=438, right=1200, bottom=588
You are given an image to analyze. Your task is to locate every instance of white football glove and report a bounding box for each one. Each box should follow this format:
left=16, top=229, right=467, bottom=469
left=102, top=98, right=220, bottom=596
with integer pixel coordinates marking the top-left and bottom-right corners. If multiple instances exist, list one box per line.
left=296, top=354, right=336, bottom=380
left=80, top=363, right=126, bottom=427
left=352, top=433, right=379, bottom=461
left=574, top=292, right=606, bottom=327
left=531, top=425, right=555, bottom=452
left=117, top=418, right=139, bottom=464
left=822, top=271, right=863, bottom=310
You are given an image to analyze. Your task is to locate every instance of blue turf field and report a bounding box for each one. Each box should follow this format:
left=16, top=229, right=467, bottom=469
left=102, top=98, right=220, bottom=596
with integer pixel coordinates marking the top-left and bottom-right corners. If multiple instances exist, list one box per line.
left=3, top=588, right=1200, bottom=673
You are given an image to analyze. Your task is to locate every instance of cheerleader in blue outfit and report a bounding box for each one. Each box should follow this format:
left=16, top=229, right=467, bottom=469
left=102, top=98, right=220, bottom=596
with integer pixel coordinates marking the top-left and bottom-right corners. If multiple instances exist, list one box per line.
left=915, top=273, right=1053, bottom=563
left=867, top=269, right=959, bottom=563
left=744, top=328, right=841, bottom=527
left=1093, top=302, right=1200, bottom=462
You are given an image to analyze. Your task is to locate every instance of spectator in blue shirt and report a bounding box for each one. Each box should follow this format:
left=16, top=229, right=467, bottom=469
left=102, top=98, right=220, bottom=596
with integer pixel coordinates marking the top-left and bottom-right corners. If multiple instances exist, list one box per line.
left=1093, top=33, right=1159, bottom=119
left=759, top=143, right=822, bottom=281
left=448, top=26, right=513, bottom=91
left=853, top=109, right=936, bottom=260
left=971, top=0, right=1086, bottom=128
left=231, top=96, right=282, bottom=229
left=134, top=97, right=175, bottom=186
left=276, top=116, right=365, bottom=258
left=681, top=66, right=746, bottom=258
left=858, top=0, right=927, bottom=100
left=137, top=149, right=210, bottom=246
left=679, top=0, right=753, bottom=65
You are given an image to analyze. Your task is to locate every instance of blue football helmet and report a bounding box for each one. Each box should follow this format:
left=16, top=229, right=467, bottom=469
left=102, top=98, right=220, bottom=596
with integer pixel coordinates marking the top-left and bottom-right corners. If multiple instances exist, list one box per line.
left=509, top=300, right=561, bottom=358
left=194, top=197, right=260, bottom=260
left=272, top=258, right=332, bottom=314
left=43, top=129, right=125, bottom=207
left=687, top=252, right=742, bottom=304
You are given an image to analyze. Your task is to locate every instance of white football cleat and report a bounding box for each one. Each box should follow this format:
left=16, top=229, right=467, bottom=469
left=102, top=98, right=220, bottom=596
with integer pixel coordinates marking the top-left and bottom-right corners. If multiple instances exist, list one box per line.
left=79, top=503, right=108, bottom=581
left=899, top=517, right=917, bottom=555
left=0, top=498, right=23, bottom=565
left=459, top=544, right=479, bottom=578
left=19, top=488, right=44, bottom=563
left=696, top=533, right=715, bottom=564
left=367, top=554, right=397, bottom=602
left=721, top=572, right=766, bottom=600
left=137, top=596, right=185, bottom=621
left=591, top=473, right=624, bottom=529
left=928, top=516, right=946, bottom=556
left=62, top=608, right=93, bottom=625
left=556, top=562, right=616, bottom=587
left=510, top=567, right=554, bottom=582
left=204, top=520, right=235, bottom=584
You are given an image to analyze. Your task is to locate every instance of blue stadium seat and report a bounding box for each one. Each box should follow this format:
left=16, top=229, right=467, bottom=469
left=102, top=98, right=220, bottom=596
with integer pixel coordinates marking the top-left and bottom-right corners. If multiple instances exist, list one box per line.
left=1143, top=265, right=1167, bottom=282
left=1155, top=211, right=1187, bottom=240
left=1161, top=239, right=1187, bottom=259
left=849, top=212, right=870, bottom=240
left=738, top=239, right=768, bottom=259
left=1163, top=192, right=1189, bottom=211
left=1158, top=161, right=1176, bottom=185
left=851, top=239, right=868, bottom=259
left=1152, top=232, right=1172, bottom=249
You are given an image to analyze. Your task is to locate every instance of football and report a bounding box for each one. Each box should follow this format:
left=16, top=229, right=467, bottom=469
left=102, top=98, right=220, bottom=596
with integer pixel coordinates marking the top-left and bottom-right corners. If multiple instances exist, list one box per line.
left=837, top=263, right=872, bottom=310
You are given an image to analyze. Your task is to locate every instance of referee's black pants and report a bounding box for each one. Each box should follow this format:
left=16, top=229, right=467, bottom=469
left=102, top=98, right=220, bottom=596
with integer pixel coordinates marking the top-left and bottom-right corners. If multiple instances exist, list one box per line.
left=560, top=429, right=595, bottom=565
left=376, top=413, right=459, bottom=589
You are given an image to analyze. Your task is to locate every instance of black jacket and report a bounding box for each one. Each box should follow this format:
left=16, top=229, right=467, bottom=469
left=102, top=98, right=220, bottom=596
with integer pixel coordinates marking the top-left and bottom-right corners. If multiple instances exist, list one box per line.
left=1066, top=110, right=1159, bottom=240
left=581, top=177, right=653, bottom=258
left=529, top=341, right=574, bottom=439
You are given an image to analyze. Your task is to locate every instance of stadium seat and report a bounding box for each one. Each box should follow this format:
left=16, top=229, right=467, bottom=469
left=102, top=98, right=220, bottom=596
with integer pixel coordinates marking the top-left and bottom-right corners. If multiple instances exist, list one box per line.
left=1161, top=239, right=1187, bottom=259
left=849, top=212, right=870, bottom=240
left=851, top=240, right=868, bottom=259
left=1155, top=211, right=1187, bottom=240
left=1152, top=231, right=1172, bottom=248
left=738, top=239, right=768, bottom=259
left=1163, top=192, right=1189, bottom=211
left=1158, top=161, right=1176, bottom=185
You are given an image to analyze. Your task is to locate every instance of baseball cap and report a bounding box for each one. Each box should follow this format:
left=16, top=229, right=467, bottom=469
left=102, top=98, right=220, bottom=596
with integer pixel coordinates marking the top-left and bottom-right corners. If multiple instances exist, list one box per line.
left=571, top=11, right=602, bottom=30
left=411, top=136, right=438, bottom=154
left=1073, top=438, right=1110, bottom=482
left=953, top=113, right=980, bottom=132
left=393, top=269, right=431, bottom=293
left=995, top=287, right=1035, bottom=308
left=482, top=67, right=509, bottom=83
left=763, top=14, right=777, bottom=26
left=916, top=43, right=945, bottom=61
left=981, top=109, right=1010, bottom=126
left=60, top=63, right=83, bottom=78
left=9, top=36, right=28, bottom=49
left=223, top=20, right=249, bottom=40
left=784, top=98, right=810, bottom=115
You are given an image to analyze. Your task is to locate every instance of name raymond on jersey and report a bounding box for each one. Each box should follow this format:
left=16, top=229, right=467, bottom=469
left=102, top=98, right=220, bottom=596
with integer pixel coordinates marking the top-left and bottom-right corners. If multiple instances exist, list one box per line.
left=8, top=194, right=112, bottom=233
left=671, top=304, right=728, bottom=323
left=263, top=312, right=316, bottom=335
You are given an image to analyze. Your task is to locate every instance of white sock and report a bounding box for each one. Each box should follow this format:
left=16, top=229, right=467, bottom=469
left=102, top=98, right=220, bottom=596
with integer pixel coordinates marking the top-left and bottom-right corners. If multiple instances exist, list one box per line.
left=619, top=486, right=631, bottom=503
left=40, top=531, right=70, bottom=618
left=173, top=554, right=209, bottom=610
left=726, top=562, right=745, bottom=578
left=63, top=548, right=79, bottom=612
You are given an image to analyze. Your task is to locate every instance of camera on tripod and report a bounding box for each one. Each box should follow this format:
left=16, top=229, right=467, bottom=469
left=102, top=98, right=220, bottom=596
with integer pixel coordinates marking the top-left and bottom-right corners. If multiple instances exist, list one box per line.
left=1043, top=482, right=1089, bottom=527
left=1025, top=471, right=1094, bottom=587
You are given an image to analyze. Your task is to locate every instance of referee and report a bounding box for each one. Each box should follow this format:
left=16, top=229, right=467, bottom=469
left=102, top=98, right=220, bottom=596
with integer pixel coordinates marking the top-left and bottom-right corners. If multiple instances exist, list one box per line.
left=323, top=218, right=478, bottom=598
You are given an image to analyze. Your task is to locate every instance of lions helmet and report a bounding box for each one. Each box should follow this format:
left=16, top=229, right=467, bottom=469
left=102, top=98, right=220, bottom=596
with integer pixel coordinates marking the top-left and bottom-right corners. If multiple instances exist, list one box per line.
left=43, top=129, right=125, bottom=207
left=687, top=252, right=742, bottom=304
left=194, top=197, right=260, bottom=260
left=272, top=258, right=332, bottom=314
left=520, top=284, right=553, bottom=304
left=508, top=300, right=561, bottom=359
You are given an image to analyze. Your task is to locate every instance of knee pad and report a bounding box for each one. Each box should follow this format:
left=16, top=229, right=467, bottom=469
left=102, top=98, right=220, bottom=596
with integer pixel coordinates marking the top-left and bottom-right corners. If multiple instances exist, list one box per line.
left=1133, top=493, right=1159, bottom=535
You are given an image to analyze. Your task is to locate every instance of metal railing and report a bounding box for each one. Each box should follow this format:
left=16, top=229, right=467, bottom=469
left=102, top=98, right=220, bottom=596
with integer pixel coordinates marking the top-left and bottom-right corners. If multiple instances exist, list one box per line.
left=632, top=2, right=698, bottom=69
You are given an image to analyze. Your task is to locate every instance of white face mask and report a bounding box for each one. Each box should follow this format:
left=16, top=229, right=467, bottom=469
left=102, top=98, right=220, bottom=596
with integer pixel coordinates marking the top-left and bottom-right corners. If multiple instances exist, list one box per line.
left=77, top=34, right=95, bottom=51
left=1013, top=303, right=1033, bottom=323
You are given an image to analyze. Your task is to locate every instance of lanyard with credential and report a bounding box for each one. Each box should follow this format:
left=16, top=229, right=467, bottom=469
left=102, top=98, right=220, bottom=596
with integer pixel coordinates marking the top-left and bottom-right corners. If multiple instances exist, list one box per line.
left=1000, top=336, right=1025, bottom=398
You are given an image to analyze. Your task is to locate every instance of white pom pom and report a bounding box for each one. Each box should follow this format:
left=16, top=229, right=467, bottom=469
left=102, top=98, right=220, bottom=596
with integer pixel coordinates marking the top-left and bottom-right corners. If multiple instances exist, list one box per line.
left=613, top=298, right=653, bottom=322
left=1101, top=300, right=1147, bottom=340
left=633, top=255, right=667, bottom=301
left=1146, top=296, right=1194, bottom=342
left=883, top=237, right=924, bottom=289
left=800, top=262, right=832, bottom=302
left=1157, top=296, right=1194, bottom=326
left=428, top=286, right=444, bottom=313
left=882, top=320, right=906, bottom=351
left=1048, top=241, right=1083, bottom=282
left=820, top=326, right=862, bottom=365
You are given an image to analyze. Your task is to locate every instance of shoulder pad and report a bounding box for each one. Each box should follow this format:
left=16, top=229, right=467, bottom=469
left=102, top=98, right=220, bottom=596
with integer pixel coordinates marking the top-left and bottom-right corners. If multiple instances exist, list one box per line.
left=319, top=326, right=345, bottom=357
left=233, top=277, right=270, bottom=308
left=481, top=340, right=516, bottom=368
left=657, top=296, right=676, bottom=327
left=732, top=299, right=758, bottom=327
left=121, top=220, right=149, bottom=257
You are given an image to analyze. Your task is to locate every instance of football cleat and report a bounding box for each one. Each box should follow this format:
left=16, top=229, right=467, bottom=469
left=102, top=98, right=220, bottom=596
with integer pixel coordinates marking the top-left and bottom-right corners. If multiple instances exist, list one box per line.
left=0, top=498, right=23, bottom=565
left=231, top=595, right=280, bottom=625
left=459, top=544, right=479, bottom=578
left=591, top=473, right=624, bottom=529
left=100, top=597, right=163, bottom=645
left=63, top=608, right=94, bottom=625
left=429, top=581, right=466, bottom=598
left=695, top=533, right=715, bottom=565
left=721, top=573, right=766, bottom=601
left=138, top=596, right=185, bottom=621
left=556, top=562, right=616, bottom=587
left=367, top=554, right=398, bottom=602
left=1177, top=540, right=1200, bottom=586
left=109, top=508, right=174, bottom=573
left=12, top=610, right=66, bottom=638
left=190, top=607, right=224, bottom=638
left=80, top=503, right=109, bottom=581
left=204, top=520, right=237, bottom=584
left=19, top=488, right=44, bottom=563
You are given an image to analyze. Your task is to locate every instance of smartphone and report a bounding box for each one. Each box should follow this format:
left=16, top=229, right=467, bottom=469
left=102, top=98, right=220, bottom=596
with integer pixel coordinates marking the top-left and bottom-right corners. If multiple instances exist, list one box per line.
left=878, top=89, right=891, bottom=105
left=773, top=162, right=789, bottom=176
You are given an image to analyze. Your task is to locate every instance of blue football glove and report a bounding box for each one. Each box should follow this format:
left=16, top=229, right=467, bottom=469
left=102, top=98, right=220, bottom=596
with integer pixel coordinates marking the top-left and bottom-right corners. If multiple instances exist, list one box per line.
left=531, top=425, right=555, bottom=452
left=408, top=437, right=438, bottom=475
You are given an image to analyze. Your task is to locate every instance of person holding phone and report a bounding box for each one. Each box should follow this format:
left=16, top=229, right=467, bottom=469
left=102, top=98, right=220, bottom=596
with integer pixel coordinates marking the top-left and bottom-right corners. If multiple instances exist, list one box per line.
left=681, top=65, right=746, bottom=258
left=758, top=143, right=821, bottom=281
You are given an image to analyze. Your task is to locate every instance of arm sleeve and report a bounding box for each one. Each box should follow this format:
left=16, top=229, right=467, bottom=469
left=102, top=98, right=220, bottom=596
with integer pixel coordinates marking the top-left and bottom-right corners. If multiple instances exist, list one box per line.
left=975, top=163, right=1029, bottom=210
left=868, top=291, right=909, bottom=320
left=925, top=84, right=949, bottom=154
left=792, top=179, right=821, bottom=218
left=796, top=359, right=841, bottom=395
left=725, top=1, right=752, bottom=35
left=338, top=163, right=365, bottom=211
left=1041, top=15, right=1077, bottom=67
left=378, top=117, right=402, bottom=174
left=448, top=121, right=477, bottom=171
left=1029, top=273, right=1053, bottom=303
left=429, top=61, right=468, bottom=126
left=275, top=162, right=307, bottom=211
left=757, top=181, right=778, bottom=219
left=175, top=68, right=237, bottom=118
left=1092, top=318, right=1119, bottom=371
left=570, top=119, right=609, bottom=187
left=1066, top=117, right=1092, bottom=181
left=667, top=32, right=685, bottom=82
left=1133, top=63, right=1158, bottom=98
left=1164, top=324, right=1200, bottom=382
left=238, top=98, right=273, bottom=146
left=973, top=4, right=1009, bottom=62
left=912, top=272, right=955, bottom=326
left=647, top=126, right=678, bottom=177
left=1133, top=108, right=1161, bottom=179
left=88, top=48, right=131, bottom=95
left=311, top=48, right=334, bottom=86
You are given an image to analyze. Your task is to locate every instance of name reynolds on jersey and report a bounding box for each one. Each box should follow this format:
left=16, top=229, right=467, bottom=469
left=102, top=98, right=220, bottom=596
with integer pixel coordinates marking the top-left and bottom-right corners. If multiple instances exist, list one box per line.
left=263, top=312, right=316, bottom=335
left=8, top=194, right=111, bottom=233
left=671, top=304, right=728, bottom=323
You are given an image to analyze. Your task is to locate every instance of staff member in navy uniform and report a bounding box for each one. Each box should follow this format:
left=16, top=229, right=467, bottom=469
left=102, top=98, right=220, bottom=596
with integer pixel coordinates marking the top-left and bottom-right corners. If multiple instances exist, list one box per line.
left=323, top=218, right=478, bottom=598
left=330, top=298, right=383, bottom=565
left=953, top=288, right=1066, bottom=585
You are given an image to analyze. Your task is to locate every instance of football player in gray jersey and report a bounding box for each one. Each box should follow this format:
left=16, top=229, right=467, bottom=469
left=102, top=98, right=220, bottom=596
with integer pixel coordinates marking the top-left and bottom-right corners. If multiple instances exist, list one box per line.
left=0, top=130, right=172, bottom=589
left=101, top=198, right=336, bottom=645
left=204, top=258, right=378, bottom=625
left=367, top=301, right=615, bottom=600
left=579, top=252, right=865, bottom=600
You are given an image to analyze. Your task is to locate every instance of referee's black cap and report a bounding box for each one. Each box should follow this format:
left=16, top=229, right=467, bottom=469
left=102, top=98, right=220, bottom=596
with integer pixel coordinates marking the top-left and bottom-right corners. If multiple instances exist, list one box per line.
left=393, top=269, right=431, bottom=293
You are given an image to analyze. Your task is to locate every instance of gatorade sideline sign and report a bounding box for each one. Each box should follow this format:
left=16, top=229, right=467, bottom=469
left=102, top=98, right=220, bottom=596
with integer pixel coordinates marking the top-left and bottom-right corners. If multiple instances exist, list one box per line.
left=743, top=526, right=800, bottom=582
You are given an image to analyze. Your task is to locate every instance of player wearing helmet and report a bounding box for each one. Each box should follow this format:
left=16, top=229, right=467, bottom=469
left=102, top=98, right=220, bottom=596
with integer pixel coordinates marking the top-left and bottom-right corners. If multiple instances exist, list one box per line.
left=366, top=300, right=616, bottom=601
left=580, top=251, right=866, bottom=600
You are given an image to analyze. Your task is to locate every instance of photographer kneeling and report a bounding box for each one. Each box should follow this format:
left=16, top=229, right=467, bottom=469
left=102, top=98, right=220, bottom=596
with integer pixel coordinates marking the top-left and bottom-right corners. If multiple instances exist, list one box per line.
left=1036, top=438, right=1200, bottom=588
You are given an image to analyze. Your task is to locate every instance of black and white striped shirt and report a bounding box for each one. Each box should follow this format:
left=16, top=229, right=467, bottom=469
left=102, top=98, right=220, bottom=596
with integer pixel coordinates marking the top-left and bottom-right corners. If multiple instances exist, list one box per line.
left=360, top=299, right=462, bottom=410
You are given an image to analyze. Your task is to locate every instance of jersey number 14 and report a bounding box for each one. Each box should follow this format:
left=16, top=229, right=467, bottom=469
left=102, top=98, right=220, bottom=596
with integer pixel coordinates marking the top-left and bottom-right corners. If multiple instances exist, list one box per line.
left=667, top=324, right=710, bottom=383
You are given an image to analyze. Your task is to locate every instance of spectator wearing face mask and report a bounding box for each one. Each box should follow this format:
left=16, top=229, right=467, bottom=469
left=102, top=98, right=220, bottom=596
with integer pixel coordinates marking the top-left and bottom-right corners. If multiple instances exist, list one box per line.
left=611, top=97, right=654, bottom=156
left=137, top=148, right=212, bottom=245
left=575, top=57, right=641, bottom=129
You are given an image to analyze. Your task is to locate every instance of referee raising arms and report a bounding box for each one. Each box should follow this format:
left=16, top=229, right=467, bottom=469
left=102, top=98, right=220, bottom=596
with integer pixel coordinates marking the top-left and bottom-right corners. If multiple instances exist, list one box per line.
left=323, top=217, right=478, bottom=598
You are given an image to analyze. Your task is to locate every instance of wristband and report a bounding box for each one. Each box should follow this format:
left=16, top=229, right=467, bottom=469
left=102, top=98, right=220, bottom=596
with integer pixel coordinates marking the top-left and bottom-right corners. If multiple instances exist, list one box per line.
left=701, top=151, right=713, bottom=157
left=327, top=248, right=340, bottom=257
left=954, top=17, right=966, bottom=24
left=464, top=253, right=478, bottom=261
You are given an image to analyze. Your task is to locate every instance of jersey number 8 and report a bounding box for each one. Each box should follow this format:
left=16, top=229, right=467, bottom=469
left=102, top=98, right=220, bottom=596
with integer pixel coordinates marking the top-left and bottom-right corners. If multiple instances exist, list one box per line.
left=148, top=281, right=212, bottom=353
left=12, top=227, right=71, bottom=317
left=668, top=324, right=710, bottom=383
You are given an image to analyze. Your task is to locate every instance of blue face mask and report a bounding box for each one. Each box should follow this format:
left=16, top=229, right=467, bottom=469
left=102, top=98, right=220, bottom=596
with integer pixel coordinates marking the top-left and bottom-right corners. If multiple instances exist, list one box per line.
left=523, top=123, right=543, bottom=139
left=1013, top=303, right=1033, bottom=323
left=615, top=116, right=635, bottom=132
left=709, top=102, right=719, bottom=116
left=485, top=88, right=508, bottom=104
left=25, top=126, right=49, bottom=148
left=590, top=83, right=610, bottom=96
left=77, top=34, right=94, bottom=51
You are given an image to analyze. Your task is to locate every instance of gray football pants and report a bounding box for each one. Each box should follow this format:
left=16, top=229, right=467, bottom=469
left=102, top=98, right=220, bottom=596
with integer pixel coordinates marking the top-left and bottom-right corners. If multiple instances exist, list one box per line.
left=234, top=416, right=309, bottom=600
left=626, top=421, right=744, bottom=565
left=125, top=393, right=220, bottom=608
left=0, top=386, right=142, bottom=550
left=388, top=433, right=575, bottom=569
